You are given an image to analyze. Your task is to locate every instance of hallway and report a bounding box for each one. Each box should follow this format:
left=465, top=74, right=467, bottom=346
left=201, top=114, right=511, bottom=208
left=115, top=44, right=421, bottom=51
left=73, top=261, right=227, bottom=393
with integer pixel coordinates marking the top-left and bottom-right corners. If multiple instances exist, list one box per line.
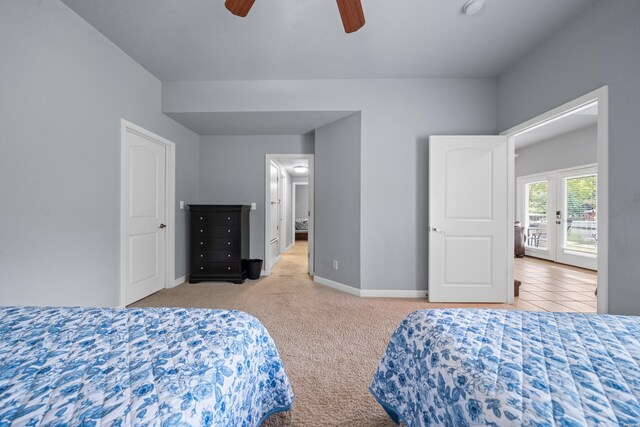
left=271, top=241, right=309, bottom=275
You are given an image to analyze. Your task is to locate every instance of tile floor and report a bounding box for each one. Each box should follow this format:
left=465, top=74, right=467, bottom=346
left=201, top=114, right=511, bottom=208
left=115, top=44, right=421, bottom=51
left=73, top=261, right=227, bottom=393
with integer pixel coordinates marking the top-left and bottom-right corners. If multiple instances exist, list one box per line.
left=514, top=256, right=597, bottom=313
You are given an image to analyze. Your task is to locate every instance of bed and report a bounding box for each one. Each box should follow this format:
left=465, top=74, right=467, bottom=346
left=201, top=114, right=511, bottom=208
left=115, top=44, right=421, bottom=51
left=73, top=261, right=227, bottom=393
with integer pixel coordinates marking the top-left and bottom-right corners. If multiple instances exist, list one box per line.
left=295, top=218, right=308, bottom=240
left=370, top=309, right=640, bottom=426
left=0, top=306, right=293, bottom=426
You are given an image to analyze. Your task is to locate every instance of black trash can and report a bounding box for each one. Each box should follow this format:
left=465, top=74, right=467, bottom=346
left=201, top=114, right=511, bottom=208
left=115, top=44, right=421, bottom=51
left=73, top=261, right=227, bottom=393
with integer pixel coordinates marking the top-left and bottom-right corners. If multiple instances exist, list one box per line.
left=246, top=259, right=263, bottom=280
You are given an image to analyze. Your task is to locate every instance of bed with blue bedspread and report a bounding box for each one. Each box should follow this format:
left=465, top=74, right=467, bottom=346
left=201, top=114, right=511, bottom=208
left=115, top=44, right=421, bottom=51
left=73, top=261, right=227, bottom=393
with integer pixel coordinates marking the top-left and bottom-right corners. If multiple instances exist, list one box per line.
left=371, top=309, right=640, bottom=426
left=0, top=306, right=293, bottom=426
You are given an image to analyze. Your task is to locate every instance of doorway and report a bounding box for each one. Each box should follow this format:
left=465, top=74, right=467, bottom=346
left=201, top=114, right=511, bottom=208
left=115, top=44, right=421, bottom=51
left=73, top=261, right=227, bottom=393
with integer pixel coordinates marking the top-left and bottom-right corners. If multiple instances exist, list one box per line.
left=428, top=87, right=608, bottom=313
left=504, top=87, right=608, bottom=313
left=120, top=120, right=175, bottom=306
left=265, top=154, right=314, bottom=276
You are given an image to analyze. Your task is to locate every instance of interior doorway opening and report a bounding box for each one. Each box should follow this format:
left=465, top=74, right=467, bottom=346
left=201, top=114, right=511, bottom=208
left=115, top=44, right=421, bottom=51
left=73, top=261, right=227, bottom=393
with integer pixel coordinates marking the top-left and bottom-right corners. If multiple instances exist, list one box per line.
left=264, top=154, right=314, bottom=277
left=504, top=87, right=608, bottom=313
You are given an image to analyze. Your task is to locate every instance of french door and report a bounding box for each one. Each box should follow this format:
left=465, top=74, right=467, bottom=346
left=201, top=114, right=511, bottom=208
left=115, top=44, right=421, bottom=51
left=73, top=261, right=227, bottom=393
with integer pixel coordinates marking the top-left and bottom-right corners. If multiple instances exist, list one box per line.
left=518, top=165, right=597, bottom=270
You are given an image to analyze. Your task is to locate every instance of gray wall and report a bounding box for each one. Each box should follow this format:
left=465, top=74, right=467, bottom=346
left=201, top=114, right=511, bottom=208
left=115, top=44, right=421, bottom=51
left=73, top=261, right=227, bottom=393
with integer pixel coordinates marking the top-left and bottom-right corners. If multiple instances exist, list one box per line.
left=163, top=78, right=497, bottom=292
left=497, top=0, right=640, bottom=314
left=0, top=0, right=200, bottom=307
left=315, top=113, right=362, bottom=288
left=516, top=125, right=597, bottom=178
left=295, top=185, right=309, bottom=219
left=198, top=135, right=314, bottom=261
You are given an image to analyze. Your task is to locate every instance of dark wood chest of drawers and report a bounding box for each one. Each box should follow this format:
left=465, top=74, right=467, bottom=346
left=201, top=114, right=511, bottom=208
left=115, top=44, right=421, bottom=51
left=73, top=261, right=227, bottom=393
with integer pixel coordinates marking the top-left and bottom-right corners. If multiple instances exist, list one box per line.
left=188, top=205, right=250, bottom=284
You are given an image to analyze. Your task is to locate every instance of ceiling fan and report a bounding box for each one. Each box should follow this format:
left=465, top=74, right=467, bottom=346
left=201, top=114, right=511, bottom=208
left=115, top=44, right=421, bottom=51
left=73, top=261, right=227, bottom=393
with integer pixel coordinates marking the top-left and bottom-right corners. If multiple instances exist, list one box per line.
left=224, top=0, right=366, bottom=33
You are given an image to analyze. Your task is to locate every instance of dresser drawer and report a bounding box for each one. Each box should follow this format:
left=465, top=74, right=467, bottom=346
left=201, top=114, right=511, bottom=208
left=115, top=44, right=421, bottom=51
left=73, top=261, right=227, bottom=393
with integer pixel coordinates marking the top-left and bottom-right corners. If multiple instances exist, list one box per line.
left=192, top=237, right=240, bottom=250
left=192, top=225, right=239, bottom=238
left=192, top=213, right=240, bottom=226
left=192, top=249, right=240, bottom=262
left=192, top=262, right=241, bottom=275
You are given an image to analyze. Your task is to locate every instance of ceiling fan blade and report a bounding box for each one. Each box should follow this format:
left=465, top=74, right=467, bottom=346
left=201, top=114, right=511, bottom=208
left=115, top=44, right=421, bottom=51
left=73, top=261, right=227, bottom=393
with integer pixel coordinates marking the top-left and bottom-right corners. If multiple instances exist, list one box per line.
left=336, top=0, right=366, bottom=33
left=225, top=0, right=256, bottom=17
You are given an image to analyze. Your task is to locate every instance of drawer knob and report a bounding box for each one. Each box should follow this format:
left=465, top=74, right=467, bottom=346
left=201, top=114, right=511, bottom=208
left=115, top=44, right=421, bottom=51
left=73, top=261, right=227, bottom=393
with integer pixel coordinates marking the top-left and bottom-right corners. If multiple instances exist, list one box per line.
left=228, top=229, right=231, bottom=233
left=228, top=254, right=231, bottom=258
left=200, top=217, right=203, bottom=220
left=200, top=242, right=203, bottom=245
left=227, top=217, right=231, bottom=220
left=200, top=255, right=203, bottom=258
left=200, top=229, right=203, bottom=232
left=227, top=242, right=231, bottom=245
left=227, top=267, right=231, bottom=270
left=200, top=267, right=204, bottom=270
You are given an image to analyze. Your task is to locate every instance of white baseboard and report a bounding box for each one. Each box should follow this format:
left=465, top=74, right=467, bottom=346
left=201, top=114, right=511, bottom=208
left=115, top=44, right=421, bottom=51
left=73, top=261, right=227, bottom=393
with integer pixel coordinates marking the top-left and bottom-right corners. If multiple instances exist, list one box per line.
left=260, top=269, right=268, bottom=277
left=314, top=276, right=426, bottom=298
left=171, top=275, right=186, bottom=288
left=285, top=243, right=294, bottom=252
left=360, top=289, right=427, bottom=298
left=314, top=276, right=360, bottom=296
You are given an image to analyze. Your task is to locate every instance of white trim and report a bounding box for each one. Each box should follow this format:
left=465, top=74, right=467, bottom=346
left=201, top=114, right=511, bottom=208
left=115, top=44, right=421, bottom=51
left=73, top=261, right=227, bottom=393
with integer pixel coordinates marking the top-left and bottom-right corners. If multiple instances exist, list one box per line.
left=502, top=86, right=608, bottom=314
left=314, top=276, right=426, bottom=298
left=507, top=135, right=515, bottom=304
left=172, top=276, right=186, bottom=288
left=120, top=119, right=176, bottom=308
left=265, top=154, right=314, bottom=276
left=260, top=269, right=268, bottom=277
left=360, top=289, right=427, bottom=298
left=314, top=276, right=360, bottom=296
left=285, top=242, right=295, bottom=252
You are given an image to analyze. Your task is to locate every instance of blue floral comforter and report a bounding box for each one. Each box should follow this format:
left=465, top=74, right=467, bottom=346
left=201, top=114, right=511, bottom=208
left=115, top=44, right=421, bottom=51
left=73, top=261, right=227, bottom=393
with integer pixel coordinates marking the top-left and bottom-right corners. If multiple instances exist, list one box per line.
left=0, top=306, right=293, bottom=426
left=370, top=309, right=640, bottom=426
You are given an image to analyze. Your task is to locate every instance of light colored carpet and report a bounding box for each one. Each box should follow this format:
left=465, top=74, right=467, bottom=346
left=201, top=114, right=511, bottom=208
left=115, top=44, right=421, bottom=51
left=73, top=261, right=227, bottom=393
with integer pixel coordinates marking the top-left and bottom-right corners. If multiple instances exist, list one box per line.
left=131, top=262, right=514, bottom=426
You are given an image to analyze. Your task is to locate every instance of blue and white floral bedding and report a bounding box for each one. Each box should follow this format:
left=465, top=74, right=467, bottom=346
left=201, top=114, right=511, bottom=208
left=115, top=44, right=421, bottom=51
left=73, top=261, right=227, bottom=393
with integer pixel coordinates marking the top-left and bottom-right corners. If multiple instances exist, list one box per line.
left=370, top=309, right=640, bottom=426
left=0, top=306, right=293, bottom=426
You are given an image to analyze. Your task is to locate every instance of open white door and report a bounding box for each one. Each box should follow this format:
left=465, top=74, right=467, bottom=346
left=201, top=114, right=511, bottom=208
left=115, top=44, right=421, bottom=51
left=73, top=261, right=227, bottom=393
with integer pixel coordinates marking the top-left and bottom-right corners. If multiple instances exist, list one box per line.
left=429, top=136, right=509, bottom=302
left=122, top=127, right=169, bottom=305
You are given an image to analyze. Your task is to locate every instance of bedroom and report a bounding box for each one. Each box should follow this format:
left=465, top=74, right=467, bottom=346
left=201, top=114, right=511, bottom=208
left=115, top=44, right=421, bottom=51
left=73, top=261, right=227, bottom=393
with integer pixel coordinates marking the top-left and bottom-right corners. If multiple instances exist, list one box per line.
left=1, top=0, right=640, bottom=425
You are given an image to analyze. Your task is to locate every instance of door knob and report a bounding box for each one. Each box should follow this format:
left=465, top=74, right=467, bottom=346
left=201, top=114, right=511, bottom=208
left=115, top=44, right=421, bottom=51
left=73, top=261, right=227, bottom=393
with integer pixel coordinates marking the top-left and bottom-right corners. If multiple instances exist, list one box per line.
left=159, top=224, right=166, bottom=229
left=430, top=227, right=446, bottom=234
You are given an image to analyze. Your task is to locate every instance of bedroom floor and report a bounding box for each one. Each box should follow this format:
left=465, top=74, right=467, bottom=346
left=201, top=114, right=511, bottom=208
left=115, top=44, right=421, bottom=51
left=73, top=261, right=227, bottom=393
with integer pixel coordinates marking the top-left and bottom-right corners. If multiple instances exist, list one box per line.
left=514, top=256, right=597, bottom=313
left=132, top=274, right=512, bottom=426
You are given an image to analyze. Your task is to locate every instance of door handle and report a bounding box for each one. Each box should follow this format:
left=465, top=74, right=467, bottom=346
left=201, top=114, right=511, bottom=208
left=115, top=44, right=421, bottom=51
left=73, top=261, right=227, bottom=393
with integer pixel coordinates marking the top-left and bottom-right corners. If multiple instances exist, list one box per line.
left=430, top=227, right=446, bottom=234
left=159, top=224, right=166, bottom=229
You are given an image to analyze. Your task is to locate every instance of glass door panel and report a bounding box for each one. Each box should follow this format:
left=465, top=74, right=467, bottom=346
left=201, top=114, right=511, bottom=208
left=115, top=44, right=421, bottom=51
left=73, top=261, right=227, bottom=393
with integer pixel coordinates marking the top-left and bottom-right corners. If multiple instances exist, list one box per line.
left=557, top=169, right=597, bottom=269
left=525, top=181, right=549, bottom=250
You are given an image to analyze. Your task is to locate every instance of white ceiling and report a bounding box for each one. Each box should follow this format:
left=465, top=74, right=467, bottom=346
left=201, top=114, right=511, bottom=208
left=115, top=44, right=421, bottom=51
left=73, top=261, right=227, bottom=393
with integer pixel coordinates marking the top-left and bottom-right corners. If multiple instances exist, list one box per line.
left=515, top=104, right=598, bottom=150
left=166, top=111, right=355, bottom=135
left=275, top=158, right=309, bottom=178
left=60, top=0, right=598, bottom=81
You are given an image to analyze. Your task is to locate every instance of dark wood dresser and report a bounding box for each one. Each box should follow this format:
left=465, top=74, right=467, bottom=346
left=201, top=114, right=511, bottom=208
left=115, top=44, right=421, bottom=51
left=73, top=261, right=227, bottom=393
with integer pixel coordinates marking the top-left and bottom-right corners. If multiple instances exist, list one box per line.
left=188, top=205, right=250, bottom=284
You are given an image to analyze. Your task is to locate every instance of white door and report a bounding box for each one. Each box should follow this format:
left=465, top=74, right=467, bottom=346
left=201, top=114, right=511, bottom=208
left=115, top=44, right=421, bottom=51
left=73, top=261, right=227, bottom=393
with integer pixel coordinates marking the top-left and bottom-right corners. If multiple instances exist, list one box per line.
left=269, top=162, right=280, bottom=265
left=429, top=136, right=509, bottom=302
left=518, top=166, right=597, bottom=270
left=556, top=167, right=598, bottom=269
left=123, top=130, right=167, bottom=305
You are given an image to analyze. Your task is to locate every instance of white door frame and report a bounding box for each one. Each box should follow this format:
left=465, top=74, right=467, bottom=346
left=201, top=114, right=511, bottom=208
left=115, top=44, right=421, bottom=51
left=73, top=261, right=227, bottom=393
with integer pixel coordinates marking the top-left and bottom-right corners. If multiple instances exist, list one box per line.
left=501, top=86, right=608, bottom=313
left=265, top=154, right=314, bottom=276
left=120, top=119, right=176, bottom=307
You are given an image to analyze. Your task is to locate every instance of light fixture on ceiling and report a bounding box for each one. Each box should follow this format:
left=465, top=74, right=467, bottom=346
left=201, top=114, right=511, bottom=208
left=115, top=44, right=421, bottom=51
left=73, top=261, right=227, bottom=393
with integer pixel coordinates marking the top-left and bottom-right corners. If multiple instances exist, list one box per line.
left=294, top=165, right=309, bottom=174
left=462, top=0, right=485, bottom=16
left=224, top=0, right=366, bottom=34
